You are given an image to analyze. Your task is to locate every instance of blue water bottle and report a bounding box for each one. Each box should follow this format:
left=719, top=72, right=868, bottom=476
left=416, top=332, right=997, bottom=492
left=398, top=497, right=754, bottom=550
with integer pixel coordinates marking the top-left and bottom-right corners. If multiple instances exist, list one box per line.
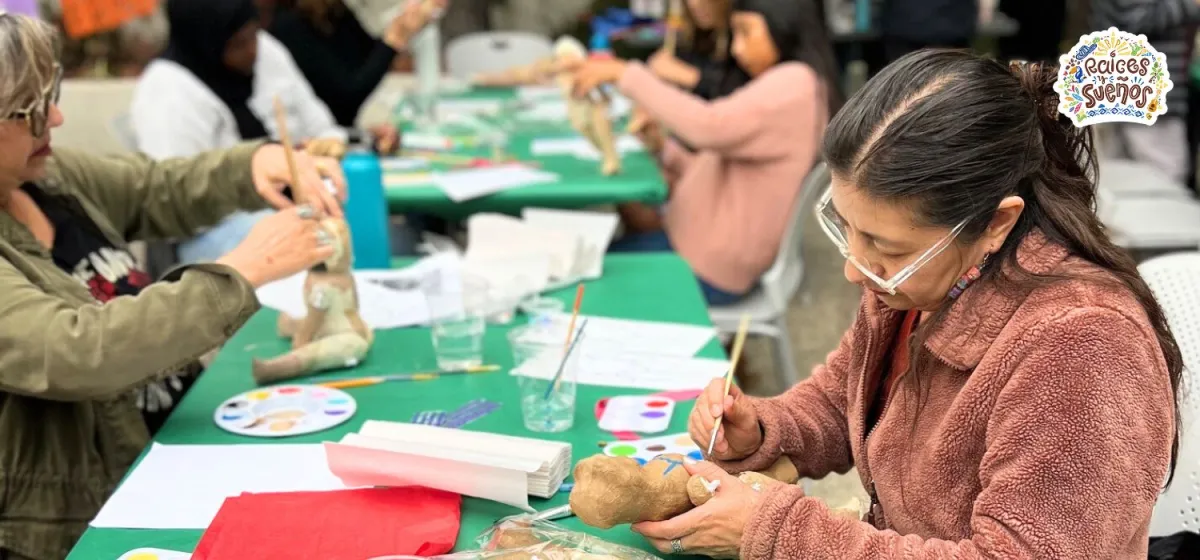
left=340, top=150, right=392, bottom=269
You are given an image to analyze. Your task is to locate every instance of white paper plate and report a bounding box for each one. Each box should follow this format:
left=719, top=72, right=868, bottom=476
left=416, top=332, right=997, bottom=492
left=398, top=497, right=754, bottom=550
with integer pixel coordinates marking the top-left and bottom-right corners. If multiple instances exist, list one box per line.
left=214, top=385, right=356, bottom=438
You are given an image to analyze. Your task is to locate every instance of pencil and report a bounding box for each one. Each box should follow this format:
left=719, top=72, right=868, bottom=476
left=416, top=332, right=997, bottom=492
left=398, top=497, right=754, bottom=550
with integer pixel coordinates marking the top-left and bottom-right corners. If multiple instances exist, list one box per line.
left=707, top=314, right=751, bottom=457
left=320, top=364, right=501, bottom=389
left=272, top=96, right=304, bottom=205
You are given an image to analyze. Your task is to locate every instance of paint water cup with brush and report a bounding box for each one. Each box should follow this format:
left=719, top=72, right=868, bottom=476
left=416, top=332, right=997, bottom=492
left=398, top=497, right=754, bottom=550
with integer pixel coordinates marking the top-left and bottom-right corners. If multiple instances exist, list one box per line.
left=510, top=318, right=588, bottom=433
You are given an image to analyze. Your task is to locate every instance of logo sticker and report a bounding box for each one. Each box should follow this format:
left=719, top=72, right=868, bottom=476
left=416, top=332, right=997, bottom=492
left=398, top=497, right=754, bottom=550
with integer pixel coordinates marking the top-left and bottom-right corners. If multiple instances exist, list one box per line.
left=1054, top=27, right=1172, bottom=127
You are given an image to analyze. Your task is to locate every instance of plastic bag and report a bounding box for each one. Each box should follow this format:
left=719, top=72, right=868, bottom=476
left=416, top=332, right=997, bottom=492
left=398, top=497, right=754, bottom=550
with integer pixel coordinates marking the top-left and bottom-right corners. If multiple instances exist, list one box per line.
left=370, top=513, right=662, bottom=560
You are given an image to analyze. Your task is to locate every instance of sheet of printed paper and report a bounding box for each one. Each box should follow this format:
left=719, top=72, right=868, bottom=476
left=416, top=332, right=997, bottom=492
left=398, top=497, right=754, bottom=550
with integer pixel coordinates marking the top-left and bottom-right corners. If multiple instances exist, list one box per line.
left=256, top=254, right=464, bottom=328
left=566, top=315, right=717, bottom=357
left=432, top=164, right=559, bottom=202
left=514, top=350, right=730, bottom=391
left=529, top=134, right=644, bottom=160
left=90, top=443, right=348, bottom=529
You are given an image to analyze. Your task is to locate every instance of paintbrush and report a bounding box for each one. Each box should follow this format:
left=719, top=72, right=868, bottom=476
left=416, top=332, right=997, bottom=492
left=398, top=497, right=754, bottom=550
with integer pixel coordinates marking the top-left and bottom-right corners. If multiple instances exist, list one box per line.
left=543, top=318, right=589, bottom=400
left=551, top=283, right=586, bottom=393
left=321, top=364, right=501, bottom=389
left=706, top=314, right=751, bottom=457
left=272, top=96, right=305, bottom=205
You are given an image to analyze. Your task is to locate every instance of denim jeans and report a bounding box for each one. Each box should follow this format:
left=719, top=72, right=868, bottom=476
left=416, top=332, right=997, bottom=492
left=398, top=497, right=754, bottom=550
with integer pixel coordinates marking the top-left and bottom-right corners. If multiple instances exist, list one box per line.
left=177, top=209, right=273, bottom=264
left=608, top=230, right=752, bottom=306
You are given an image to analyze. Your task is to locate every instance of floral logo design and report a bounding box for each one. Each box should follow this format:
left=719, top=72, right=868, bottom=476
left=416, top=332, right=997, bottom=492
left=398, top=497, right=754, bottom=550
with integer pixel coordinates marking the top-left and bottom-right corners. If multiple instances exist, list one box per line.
left=1054, top=27, right=1172, bottom=127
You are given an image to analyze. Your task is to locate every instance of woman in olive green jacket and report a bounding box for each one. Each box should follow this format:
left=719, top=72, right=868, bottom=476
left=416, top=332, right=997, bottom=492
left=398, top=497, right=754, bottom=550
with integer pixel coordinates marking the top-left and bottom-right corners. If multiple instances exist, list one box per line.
left=0, top=12, right=349, bottom=559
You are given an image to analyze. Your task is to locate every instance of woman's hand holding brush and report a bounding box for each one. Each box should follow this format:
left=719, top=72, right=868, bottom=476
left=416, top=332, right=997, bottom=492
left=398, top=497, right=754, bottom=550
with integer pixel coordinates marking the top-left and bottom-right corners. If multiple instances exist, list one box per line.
left=689, top=378, right=763, bottom=461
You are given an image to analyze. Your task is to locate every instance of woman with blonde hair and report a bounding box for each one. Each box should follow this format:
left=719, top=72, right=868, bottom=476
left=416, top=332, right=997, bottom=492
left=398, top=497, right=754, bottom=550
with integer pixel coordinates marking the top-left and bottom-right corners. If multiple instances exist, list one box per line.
left=0, top=12, right=344, bottom=558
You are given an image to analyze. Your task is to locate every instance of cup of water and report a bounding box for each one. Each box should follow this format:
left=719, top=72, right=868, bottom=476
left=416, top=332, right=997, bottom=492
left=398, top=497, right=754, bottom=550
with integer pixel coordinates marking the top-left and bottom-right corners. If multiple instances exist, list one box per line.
left=424, top=277, right=489, bottom=371
left=508, top=324, right=581, bottom=433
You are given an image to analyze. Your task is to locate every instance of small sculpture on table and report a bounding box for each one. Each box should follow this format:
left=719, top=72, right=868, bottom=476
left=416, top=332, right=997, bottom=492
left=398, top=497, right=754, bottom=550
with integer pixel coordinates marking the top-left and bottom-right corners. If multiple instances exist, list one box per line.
left=251, top=99, right=374, bottom=385
left=553, top=36, right=621, bottom=176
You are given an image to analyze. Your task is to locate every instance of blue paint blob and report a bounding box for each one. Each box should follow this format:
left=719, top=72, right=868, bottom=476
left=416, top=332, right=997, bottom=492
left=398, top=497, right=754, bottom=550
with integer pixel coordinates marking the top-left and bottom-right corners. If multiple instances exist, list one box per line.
left=641, top=411, right=666, bottom=419
left=635, top=457, right=647, bottom=465
left=324, top=409, right=348, bottom=416
left=327, top=398, right=350, bottom=405
left=687, top=450, right=704, bottom=461
left=220, top=414, right=244, bottom=421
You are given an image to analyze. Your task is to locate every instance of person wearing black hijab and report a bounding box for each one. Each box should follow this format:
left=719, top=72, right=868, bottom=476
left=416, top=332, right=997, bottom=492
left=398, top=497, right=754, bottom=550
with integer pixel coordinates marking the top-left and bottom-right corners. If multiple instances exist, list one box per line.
left=160, top=0, right=269, bottom=139
left=130, top=0, right=344, bottom=264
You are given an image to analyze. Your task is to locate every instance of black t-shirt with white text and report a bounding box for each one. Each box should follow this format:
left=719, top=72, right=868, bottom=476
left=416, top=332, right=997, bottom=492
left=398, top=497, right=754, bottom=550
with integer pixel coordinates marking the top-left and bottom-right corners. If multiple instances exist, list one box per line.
left=22, top=184, right=198, bottom=434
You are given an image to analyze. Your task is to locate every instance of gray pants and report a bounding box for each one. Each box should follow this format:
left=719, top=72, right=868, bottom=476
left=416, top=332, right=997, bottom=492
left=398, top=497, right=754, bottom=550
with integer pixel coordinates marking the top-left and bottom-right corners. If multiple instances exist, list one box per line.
left=1100, top=117, right=1189, bottom=185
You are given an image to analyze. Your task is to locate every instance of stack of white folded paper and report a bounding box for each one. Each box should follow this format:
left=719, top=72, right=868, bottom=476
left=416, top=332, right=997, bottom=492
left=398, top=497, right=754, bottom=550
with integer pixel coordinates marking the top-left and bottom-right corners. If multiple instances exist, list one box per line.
left=324, top=421, right=571, bottom=512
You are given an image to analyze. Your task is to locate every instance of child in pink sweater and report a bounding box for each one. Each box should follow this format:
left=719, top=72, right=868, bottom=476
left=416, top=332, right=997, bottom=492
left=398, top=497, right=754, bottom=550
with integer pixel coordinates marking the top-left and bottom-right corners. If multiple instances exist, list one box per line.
left=570, top=0, right=839, bottom=305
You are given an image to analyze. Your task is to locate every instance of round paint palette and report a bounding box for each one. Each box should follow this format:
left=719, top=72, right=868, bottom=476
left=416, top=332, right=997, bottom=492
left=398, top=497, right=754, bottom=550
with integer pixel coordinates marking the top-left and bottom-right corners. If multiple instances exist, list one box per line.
left=214, top=385, right=356, bottom=437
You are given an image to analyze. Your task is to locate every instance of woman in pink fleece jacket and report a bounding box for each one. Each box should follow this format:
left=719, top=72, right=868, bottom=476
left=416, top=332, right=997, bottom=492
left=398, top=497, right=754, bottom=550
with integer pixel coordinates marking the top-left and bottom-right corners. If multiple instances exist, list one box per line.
left=633, top=51, right=1185, bottom=559
left=570, top=0, right=839, bottom=305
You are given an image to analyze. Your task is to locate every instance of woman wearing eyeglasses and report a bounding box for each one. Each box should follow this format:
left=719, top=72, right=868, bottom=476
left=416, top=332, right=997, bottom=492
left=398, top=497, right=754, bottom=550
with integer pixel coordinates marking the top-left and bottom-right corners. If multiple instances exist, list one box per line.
left=0, top=13, right=344, bottom=558
left=631, top=50, right=1181, bottom=559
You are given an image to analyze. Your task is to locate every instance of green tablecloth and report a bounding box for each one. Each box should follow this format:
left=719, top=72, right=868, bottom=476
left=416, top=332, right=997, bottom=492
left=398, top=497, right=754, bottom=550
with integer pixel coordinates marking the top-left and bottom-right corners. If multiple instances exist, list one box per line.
left=68, top=253, right=718, bottom=559
left=384, top=87, right=667, bottom=217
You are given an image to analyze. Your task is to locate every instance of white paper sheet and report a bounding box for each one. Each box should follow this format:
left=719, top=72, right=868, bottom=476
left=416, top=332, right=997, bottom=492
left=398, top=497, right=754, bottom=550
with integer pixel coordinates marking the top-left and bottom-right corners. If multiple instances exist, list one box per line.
left=90, top=443, right=348, bottom=529
left=254, top=254, right=464, bottom=329
left=529, top=134, right=645, bottom=160
left=432, top=165, right=559, bottom=202
left=515, top=93, right=632, bottom=122
left=566, top=315, right=717, bottom=357
left=401, top=132, right=453, bottom=151
left=521, top=208, right=618, bottom=279
left=514, top=350, right=730, bottom=391
left=326, top=435, right=536, bottom=512
left=380, top=157, right=430, bottom=172
left=436, top=98, right=505, bottom=115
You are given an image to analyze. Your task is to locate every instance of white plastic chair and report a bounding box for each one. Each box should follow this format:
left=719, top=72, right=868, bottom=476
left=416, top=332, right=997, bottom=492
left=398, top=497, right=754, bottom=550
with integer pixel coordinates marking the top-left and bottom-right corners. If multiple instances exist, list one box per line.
left=708, top=162, right=831, bottom=388
left=1140, top=253, right=1200, bottom=536
left=444, top=32, right=555, bottom=81
left=1097, top=159, right=1194, bottom=200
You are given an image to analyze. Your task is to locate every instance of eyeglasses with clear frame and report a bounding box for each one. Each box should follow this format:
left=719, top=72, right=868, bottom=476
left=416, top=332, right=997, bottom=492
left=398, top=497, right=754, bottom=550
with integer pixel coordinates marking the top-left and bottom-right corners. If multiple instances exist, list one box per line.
left=814, top=185, right=968, bottom=295
left=7, top=63, right=63, bottom=138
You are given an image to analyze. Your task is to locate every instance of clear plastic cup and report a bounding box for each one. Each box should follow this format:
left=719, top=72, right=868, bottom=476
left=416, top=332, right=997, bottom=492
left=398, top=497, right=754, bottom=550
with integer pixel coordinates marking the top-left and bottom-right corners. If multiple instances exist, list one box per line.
left=424, top=276, right=489, bottom=371
left=508, top=324, right=581, bottom=432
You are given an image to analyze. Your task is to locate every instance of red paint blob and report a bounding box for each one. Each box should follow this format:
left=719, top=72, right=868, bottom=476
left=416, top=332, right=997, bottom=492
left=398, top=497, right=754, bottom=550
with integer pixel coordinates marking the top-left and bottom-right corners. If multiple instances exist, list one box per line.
left=646, top=400, right=670, bottom=408
left=277, top=387, right=302, bottom=395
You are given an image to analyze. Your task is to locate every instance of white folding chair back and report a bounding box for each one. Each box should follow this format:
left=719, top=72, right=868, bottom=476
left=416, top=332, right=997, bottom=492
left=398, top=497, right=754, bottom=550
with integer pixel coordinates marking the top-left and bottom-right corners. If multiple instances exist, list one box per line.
left=1097, top=159, right=1193, bottom=199
left=709, top=162, right=830, bottom=387
left=1140, top=253, right=1200, bottom=536
left=444, top=32, right=555, bottom=81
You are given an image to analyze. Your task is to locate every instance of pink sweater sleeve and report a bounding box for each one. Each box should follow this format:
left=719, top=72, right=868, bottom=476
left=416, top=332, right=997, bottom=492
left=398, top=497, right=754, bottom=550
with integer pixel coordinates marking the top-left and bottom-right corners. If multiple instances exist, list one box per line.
left=617, top=61, right=820, bottom=161
left=740, top=308, right=1173, bottom=559
left=714, top=315, right=858, bottom=479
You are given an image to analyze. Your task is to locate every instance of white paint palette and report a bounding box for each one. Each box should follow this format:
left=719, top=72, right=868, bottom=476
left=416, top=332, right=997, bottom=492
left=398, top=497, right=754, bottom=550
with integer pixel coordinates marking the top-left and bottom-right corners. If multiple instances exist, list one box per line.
left=214, top=385, right=356, bottom=438
left=602, top=432, right=704, bottom=465
left=117, top=549, right=191, bottom=560
left=598, top=396, right=675, bottom=433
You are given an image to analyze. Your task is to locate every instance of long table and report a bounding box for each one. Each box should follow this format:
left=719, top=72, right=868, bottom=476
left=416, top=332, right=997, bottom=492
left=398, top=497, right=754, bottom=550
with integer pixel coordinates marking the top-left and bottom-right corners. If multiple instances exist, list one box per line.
left=68, top=252, right=719, bottom=558
left=381, top=87, right=668, bottom=217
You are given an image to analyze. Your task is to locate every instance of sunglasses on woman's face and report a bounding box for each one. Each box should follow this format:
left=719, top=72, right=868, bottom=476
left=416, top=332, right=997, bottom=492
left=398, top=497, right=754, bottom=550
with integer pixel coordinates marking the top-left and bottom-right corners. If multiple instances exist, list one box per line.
left=7, top=64, right=62, bottom=138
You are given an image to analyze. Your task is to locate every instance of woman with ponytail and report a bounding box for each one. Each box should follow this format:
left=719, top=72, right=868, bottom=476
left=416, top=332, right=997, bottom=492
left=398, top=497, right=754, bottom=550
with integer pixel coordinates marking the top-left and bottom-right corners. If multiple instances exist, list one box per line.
left=632, top=49, right=1181, bottom=559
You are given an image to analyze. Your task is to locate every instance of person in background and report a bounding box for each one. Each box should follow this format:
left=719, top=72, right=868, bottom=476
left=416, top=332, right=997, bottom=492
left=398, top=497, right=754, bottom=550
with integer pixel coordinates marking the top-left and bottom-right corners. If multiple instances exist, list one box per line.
left=620, top=0, right=753, bottom=235
left=571, top=0, right=839, bottom=306
left=1093, top=0, right=1200, bottom=187
left=878, top=0, right=977, bottom=64
left=130, top=0, right=346, bottom=264
left=648, top=0, right=751, bottom=100
left=268, top=0, right=444, bottom=131
left=636, top=51, right=1179, bottom=560
left=0, top=13, right=344, bottom=558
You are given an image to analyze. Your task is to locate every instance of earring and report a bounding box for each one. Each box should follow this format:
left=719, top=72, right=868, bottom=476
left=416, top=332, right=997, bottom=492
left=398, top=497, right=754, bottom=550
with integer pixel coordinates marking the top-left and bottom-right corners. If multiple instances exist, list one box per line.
left=948, top=253, right=990, bottom=300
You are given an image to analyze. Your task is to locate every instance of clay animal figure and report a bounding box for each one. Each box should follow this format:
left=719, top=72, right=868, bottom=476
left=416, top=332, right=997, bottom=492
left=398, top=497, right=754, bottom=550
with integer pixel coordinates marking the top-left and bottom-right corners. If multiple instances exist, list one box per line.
left=251, top=218, right=374, bottom=384
left=569, top=453, right=803, bottom=529
left=472, top=57, right=560, bottom=87
left=553, top=36, right=621, bottom=176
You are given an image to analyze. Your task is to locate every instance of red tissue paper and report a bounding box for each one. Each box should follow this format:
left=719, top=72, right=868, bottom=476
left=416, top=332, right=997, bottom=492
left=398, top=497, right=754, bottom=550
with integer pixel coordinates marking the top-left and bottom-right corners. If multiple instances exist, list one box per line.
left=192, top=487, right=462, bottom=560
